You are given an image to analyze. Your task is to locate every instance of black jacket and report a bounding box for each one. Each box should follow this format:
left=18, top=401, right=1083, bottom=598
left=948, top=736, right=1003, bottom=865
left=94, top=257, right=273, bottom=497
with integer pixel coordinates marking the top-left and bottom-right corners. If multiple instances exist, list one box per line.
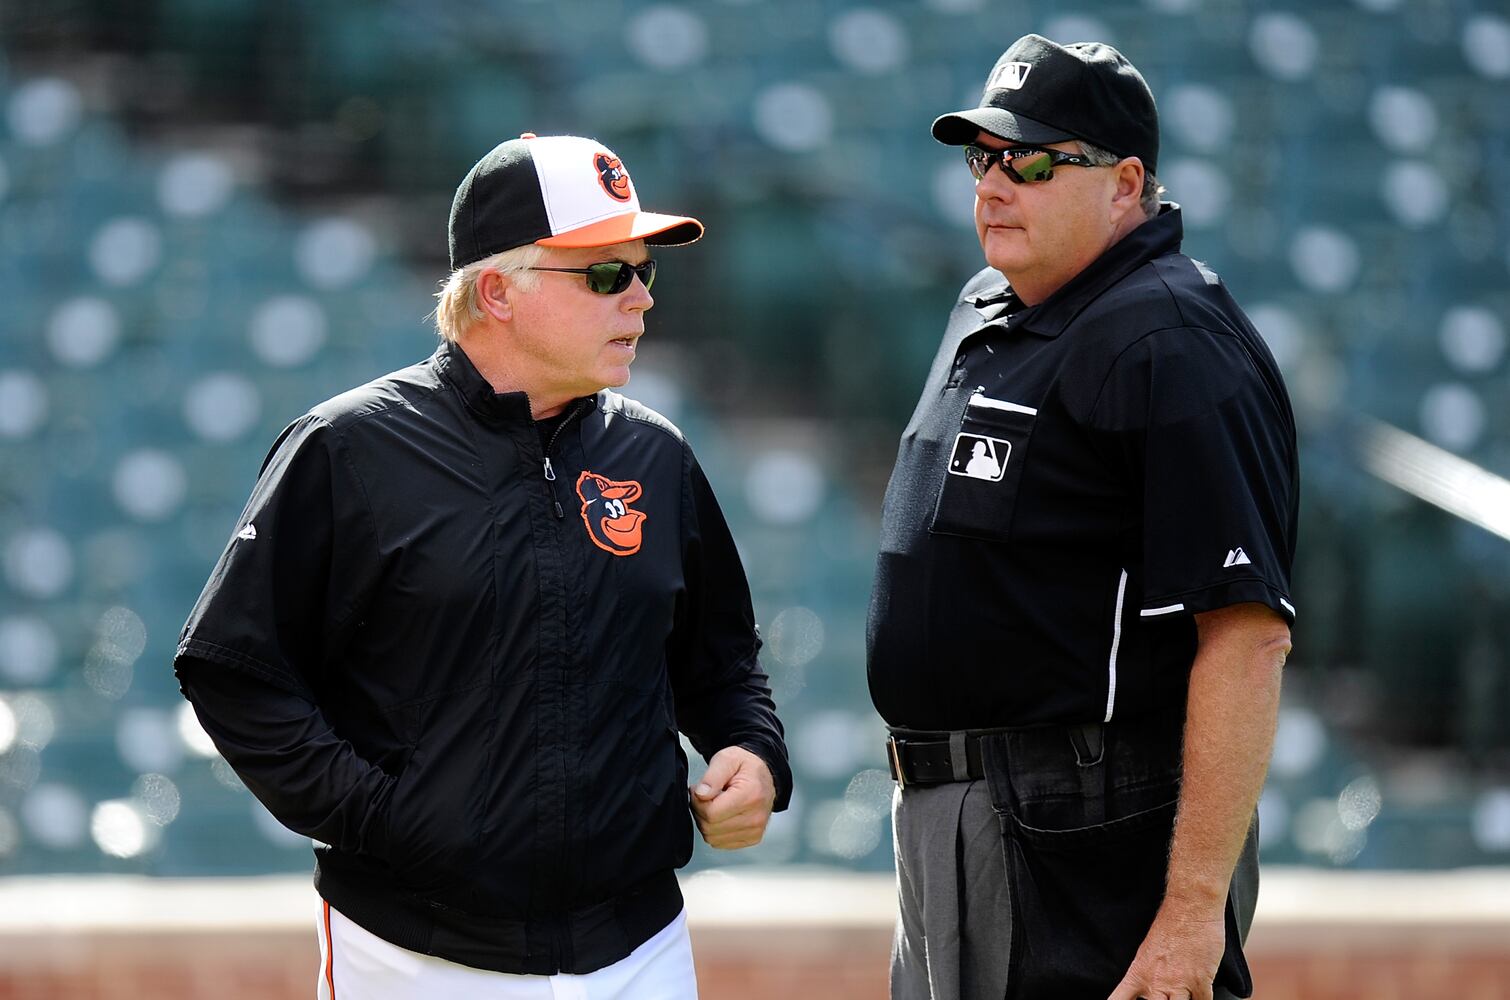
left=175, top=339, right=790, bottom=975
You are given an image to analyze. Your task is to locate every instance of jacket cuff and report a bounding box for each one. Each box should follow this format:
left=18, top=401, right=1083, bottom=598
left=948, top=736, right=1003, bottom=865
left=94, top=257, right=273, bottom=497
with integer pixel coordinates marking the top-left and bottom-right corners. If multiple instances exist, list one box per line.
left=736, top=739, right=793, bottom=812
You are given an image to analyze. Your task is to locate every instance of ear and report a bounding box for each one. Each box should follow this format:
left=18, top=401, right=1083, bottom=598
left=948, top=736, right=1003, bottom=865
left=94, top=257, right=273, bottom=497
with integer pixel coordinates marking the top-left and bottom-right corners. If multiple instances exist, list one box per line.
left=1109, top=156, right=1146, bottom=223
left=475, top=268, right=515, bottom=324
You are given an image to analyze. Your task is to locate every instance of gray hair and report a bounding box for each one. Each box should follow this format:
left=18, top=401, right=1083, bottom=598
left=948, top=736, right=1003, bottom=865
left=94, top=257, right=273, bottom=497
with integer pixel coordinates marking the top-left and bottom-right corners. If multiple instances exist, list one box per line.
left=1078, top=141, right=1163, bottom=219
left=432, top=244, right=546, bottom=343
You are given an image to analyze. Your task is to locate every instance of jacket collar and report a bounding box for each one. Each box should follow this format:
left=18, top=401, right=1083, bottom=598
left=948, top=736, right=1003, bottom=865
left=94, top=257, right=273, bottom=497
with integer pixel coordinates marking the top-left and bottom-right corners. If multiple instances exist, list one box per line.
left=433, top=338, right=598, bottom=426
left=967, top=204, right=1184, bottom=340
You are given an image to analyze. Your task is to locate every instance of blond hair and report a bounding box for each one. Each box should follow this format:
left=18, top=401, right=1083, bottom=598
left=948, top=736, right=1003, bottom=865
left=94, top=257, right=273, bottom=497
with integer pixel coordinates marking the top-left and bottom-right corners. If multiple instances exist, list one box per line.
left=432, top=244, right=546, bottom=342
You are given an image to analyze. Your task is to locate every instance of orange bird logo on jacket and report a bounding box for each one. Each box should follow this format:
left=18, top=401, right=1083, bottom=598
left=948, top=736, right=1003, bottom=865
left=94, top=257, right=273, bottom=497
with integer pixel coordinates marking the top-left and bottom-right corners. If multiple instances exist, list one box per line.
left=575, top=471, right=646, bottom=555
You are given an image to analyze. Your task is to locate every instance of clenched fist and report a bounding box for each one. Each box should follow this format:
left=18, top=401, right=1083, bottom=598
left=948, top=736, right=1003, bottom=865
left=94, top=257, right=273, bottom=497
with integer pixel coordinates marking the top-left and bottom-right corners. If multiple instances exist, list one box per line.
left=689, top=746, right=777, bottom=850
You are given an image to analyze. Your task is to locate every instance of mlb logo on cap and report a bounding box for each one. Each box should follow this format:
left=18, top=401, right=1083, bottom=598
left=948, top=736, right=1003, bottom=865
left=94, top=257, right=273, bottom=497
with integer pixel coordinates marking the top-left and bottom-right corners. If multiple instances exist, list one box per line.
left=448, top=133, right=703, bottom=269
left=985, top=61, right=1033, bottom=92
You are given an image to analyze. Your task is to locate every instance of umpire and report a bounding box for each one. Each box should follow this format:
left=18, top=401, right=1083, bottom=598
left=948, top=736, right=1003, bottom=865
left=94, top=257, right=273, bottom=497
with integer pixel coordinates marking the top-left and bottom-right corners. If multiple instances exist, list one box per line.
left=868, top=35, right=1298, bottom=1000
left=175, top=133, right=790, bottom=999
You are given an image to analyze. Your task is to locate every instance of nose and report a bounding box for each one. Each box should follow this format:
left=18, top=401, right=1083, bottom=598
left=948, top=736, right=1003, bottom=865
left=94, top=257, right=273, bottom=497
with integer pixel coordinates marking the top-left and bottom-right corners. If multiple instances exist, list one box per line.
left=622, top=274, right=653, bottom=313
left=975, top=161, right=1016, bottom=202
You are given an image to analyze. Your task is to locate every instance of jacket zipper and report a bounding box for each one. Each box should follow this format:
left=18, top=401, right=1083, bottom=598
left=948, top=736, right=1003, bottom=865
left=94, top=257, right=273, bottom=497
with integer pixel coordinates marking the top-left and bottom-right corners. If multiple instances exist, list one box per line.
left=541, top=400, right=585, bottom=519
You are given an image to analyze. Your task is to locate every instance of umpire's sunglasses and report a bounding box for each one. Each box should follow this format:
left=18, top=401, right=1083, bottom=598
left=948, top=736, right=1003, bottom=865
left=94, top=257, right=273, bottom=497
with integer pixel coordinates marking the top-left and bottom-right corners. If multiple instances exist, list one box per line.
left=964, top=144, right=1097, bottom=184
left=529, top=259, right=656, bottom=294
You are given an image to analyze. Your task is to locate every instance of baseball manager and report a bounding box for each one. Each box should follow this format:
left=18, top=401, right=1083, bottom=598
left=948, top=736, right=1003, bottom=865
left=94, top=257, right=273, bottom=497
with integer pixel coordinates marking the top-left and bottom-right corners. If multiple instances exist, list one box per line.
left=175, top=133, right=790, bottom=999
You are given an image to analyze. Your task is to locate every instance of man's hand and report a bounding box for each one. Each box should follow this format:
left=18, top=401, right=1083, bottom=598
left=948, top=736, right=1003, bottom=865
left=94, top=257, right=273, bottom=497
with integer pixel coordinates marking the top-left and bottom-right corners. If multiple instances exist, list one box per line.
left=690, top=746, right=776, bottom=850
left=1105, top=896, right=1226, bottom=1000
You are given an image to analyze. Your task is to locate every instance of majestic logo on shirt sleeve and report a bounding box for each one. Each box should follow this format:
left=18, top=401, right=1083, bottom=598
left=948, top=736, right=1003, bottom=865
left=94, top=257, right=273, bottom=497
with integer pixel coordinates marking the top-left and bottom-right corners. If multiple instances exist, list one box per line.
left=575, top=471, right=646, bottom=555
left=594, top=153, right=633, bottom=202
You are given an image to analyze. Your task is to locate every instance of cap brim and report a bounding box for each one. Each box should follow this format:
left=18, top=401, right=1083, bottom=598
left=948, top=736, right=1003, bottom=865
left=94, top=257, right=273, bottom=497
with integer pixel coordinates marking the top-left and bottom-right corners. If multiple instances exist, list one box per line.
left=931, top=108, right=1076, bottom=147
left=536, top=211, right=704, bottom=249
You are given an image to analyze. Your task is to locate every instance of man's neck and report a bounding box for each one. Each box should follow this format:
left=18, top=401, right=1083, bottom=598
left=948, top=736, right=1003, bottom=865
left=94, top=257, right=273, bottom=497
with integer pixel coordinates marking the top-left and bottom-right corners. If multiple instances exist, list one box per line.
left=455, top=333, right=570, bottom=419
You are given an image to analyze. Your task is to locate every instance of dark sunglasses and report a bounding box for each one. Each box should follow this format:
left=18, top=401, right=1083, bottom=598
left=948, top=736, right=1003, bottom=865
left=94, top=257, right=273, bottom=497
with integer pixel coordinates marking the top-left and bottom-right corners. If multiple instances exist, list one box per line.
left=528, top=259, right=656, bottom=294
left=964, top=145, right=1097, bottom=184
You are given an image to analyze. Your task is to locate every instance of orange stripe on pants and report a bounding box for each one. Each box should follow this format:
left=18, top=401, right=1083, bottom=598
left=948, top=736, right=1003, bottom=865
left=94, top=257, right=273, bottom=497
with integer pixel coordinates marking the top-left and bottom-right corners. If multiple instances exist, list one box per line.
left=323, top=900, right=336, bottom=999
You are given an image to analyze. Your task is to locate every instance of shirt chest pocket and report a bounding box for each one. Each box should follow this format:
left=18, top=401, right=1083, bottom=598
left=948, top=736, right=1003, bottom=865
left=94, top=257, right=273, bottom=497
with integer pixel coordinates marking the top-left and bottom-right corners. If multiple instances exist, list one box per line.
left=929, top=390, right=1038, bottom=542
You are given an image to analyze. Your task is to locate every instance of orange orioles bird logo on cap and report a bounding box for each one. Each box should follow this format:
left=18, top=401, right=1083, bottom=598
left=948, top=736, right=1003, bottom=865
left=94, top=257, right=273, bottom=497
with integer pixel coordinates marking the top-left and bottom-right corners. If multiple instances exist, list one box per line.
left=594, top=152, right=632, bottom=202
left=576, top=471, right=646, bottom=555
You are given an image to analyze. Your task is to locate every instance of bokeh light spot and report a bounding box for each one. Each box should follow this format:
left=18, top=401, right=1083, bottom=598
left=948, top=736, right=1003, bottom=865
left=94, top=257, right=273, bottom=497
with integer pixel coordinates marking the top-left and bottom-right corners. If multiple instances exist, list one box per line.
left=89, top=218, right=164, bottom=287
left=159, top=152, right=235, bottom=217
left=4, top=529, right=74, bottom=599
left=0, top=371, right=48, bottom=439
left=184, top=372, right=262, bottom=442
left=7, top=78, right=82, bottom=147
left=627, top=6, right=708, bottom=71
left=113, top=450, right=189, bottom=522
left=295, top=218, right=376, bottom=290
left=829, top=8, right=909, bottom=75
left=753, top=84, right=833, bottom=153
left=745, top=449, right=826, bottom=524
left=132, top=774, right=182, bottom=826
left=22, top=784, right=89, bottom=850
left=47, top=298, right=121, bottom=368
left=0, top=617, right=60, bottom=685
left=249, top=295, right=328, bottom=367
left=91, top=800, right=157, bottom=859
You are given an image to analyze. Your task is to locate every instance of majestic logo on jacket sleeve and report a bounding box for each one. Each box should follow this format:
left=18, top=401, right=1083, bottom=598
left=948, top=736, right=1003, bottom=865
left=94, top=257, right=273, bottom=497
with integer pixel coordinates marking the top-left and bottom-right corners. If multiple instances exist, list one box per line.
left=594, top=152, right=633, bottom=202
left=575, top=471, right=646, bottom=555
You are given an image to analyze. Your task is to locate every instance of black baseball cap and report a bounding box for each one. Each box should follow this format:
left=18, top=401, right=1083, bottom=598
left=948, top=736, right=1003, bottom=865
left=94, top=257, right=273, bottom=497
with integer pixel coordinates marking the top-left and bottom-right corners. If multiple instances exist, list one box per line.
left=448, top=133, right=704, bottom=270
left=931, top=34, right=1159, bottom=174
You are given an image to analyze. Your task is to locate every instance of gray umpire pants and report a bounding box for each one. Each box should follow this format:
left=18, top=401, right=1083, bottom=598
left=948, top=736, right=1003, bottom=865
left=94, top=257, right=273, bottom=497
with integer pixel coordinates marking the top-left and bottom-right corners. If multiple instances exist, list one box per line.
left=892, top=780, right=1011, bottom=1000
left=890, top=771, right=1259, bottom=1000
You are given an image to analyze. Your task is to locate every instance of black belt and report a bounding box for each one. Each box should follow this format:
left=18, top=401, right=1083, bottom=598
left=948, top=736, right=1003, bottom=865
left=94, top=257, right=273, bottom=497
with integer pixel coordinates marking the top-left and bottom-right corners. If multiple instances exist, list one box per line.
left=885, top=730, right=991, bottom=788
left=886, top=722, right=1111, bottom=789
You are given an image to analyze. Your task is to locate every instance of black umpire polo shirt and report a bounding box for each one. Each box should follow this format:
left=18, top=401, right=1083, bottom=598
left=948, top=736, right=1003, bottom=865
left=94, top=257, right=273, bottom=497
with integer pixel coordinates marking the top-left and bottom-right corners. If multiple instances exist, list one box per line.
left=868, top=206, right=1298, bottom=731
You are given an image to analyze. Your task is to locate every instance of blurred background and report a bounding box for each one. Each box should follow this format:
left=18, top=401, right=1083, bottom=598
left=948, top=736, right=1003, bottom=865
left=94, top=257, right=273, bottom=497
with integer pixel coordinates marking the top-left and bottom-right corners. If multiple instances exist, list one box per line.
left=1, top=0, right=1508, bottom=899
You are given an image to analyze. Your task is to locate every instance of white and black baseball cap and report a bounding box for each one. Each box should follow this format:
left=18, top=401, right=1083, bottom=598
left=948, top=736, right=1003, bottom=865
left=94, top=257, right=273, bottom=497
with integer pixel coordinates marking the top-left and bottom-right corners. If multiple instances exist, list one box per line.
left=448, top=133, right=704, bottom=270
left=931, top=34, right=1160, bottom=174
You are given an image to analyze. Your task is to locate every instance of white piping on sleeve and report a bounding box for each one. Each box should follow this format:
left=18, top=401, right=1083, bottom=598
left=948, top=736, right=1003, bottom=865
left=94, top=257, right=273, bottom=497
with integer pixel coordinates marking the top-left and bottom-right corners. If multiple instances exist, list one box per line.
left=1280, top=598, right=1296, bottom=617
left=1105, top=568, right=1128, bottom=723
left=1140, top=603, right=1185, bottom=617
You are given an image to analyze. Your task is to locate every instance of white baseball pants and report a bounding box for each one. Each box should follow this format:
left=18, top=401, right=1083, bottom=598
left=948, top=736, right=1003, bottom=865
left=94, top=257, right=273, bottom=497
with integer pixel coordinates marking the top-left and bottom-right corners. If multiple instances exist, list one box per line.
left=316, top=899, right=698, bottom=999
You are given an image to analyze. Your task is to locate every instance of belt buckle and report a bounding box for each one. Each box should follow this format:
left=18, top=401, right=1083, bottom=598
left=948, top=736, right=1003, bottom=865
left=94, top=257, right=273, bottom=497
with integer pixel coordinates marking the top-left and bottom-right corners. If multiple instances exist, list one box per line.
left=886, top=736, right=907, bottom=790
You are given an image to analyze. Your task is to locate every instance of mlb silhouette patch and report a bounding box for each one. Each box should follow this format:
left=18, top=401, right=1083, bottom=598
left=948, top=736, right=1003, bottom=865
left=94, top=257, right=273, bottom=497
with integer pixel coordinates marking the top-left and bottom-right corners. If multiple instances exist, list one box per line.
left=576, top=471, right=646, bottom=555
left=948, top=433, right=1011, bottom=482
